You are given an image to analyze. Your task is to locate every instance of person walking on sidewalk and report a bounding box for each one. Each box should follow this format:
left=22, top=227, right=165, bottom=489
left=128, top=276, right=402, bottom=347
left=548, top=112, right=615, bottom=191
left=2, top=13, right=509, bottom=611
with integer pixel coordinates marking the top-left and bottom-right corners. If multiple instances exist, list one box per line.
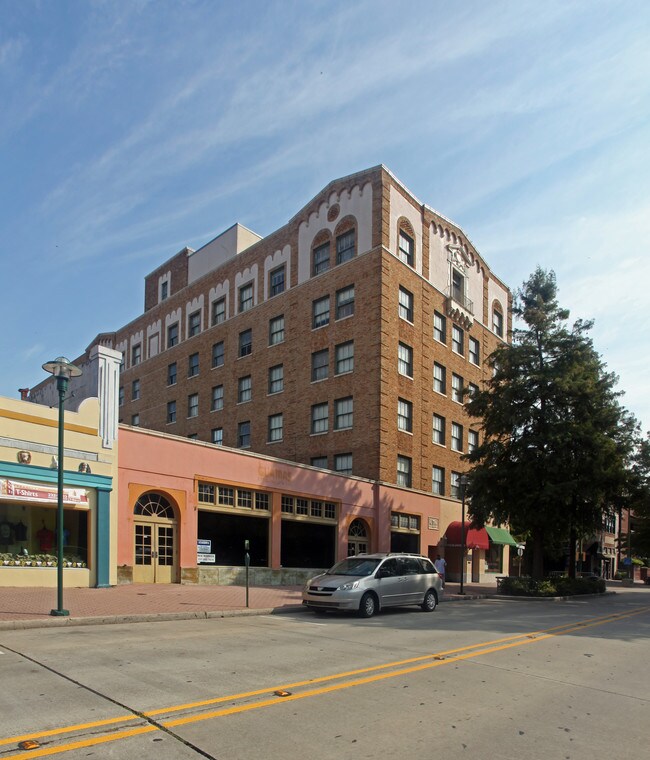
left=434, top=555, right=447, bottom=587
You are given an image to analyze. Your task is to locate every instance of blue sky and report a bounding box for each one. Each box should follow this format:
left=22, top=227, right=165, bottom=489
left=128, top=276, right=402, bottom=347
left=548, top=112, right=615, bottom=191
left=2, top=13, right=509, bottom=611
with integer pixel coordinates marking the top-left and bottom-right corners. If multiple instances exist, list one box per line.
left=1, top=0, right=649, bottom=432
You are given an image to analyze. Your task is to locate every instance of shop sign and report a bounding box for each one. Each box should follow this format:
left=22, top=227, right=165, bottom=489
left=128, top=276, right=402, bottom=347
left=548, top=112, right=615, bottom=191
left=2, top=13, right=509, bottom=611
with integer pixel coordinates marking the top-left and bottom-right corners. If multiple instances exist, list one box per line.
left=0, top=479, right=89, bottom=506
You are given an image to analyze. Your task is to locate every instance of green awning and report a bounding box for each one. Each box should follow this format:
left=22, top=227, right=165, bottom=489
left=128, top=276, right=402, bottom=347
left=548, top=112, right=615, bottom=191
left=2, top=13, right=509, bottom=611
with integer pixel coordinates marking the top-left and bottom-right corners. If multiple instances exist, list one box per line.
left=485, top=526, right=518, bottom=547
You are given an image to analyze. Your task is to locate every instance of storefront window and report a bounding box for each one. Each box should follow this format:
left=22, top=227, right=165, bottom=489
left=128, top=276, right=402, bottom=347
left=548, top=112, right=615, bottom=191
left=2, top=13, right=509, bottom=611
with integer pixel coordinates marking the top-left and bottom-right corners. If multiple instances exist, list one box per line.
left=486, top=543, right=503, bottom=573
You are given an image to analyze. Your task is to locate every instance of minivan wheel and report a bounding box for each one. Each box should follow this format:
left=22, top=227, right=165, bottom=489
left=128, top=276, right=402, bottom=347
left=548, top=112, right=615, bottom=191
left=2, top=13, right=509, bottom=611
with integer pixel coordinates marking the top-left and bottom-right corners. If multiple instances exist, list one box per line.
left=359, top=592, right=377, bottom=618
left=421, top=589, right=438, bottom=612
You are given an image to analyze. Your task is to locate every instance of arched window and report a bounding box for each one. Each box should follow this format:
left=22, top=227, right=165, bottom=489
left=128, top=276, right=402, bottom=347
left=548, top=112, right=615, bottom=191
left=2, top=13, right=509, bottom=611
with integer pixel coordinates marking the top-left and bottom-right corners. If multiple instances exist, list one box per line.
left=134, top=493, right=175, bottom=519
left=348, top=519, right=369, bottom=556
left=492, top=304, right=504, bottom=338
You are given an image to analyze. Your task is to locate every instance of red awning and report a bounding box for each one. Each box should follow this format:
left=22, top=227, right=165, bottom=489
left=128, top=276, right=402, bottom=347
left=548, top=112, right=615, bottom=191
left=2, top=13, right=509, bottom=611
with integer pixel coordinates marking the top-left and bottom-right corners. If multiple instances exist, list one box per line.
left=444, top=521, right=490, bottom=550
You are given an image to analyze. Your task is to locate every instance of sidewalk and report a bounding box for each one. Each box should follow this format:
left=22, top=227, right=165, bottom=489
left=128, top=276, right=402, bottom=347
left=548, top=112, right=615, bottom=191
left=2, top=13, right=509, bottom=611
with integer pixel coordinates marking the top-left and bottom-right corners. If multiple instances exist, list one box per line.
left=0, top=581, right=496, bottom=630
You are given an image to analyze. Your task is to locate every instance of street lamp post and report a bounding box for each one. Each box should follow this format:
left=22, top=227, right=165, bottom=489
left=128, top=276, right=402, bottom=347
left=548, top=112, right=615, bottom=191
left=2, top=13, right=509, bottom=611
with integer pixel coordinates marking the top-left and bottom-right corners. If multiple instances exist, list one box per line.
left=459, top=474, right=469, bottom=595
left=42, top=356, right=82, bottom=617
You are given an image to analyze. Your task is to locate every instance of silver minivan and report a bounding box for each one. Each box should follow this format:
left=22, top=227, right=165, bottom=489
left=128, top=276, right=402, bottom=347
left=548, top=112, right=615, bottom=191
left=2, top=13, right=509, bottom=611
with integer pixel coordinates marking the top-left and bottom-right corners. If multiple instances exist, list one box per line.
left=302, top=553, right=443, bottom=618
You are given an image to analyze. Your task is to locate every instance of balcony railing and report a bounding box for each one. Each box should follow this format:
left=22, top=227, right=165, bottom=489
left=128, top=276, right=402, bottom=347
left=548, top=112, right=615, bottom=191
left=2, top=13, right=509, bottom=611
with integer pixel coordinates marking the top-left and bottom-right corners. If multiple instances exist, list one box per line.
left=446, top=287, right=474, bottom=315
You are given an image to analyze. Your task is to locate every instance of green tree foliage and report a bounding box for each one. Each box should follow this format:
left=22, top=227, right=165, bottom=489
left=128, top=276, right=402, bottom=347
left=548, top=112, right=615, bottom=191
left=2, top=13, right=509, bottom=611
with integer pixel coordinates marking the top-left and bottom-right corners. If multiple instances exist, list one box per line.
left=628, top=435, right=650, bottom=560
left=465, top=268, right=635, bottom=579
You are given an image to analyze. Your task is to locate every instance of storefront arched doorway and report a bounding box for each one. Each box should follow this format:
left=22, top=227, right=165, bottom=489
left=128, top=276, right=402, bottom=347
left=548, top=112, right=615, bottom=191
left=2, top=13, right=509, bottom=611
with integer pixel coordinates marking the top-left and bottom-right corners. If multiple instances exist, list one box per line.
left=133, top=492, right=178, bottom=583
left=347, top=518, right=370, bottom=556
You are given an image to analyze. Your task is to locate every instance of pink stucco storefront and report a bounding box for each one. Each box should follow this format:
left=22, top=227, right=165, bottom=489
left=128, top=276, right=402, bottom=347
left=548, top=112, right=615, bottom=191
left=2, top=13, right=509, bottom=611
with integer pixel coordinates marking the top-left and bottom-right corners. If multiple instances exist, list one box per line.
left=117, top=426, right=444, bottom=585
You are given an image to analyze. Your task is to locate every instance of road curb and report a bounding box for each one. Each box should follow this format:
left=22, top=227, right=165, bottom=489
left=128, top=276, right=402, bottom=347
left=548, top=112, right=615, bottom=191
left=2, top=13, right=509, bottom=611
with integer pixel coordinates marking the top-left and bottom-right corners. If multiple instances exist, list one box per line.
left=494, top=591, right=616, bottom=602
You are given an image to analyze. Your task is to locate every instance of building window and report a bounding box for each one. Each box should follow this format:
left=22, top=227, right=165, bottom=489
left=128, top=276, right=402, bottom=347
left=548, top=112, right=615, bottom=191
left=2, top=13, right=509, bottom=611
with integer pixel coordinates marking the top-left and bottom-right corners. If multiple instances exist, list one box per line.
left=433, top=311, right=446, bottom=344
left=188, top=310, right=201, bottom=337
left=432, top=466, right=445, bottom=495
left=239, top=283, right=253, bottom=313
left=397, top=455, right=412, bottom=488
left=167, top=400, right=176, bottom=424
left=238, top=375, right=252, bottom=403
left=433, top=362, right=446, bottom=394
left=398, top=398, right=412, bottom=432
left=335, top=341, right=354, bottom=375
left=452, top=373, right=464, bottom=403
left=188, top=352, right=200, bottom=377
left=311, top=456, right=328, bottom=469
left=468, top=382, right=479, bottom=400
left=239, top=329, right=252, bottom=357
left=119, top=386, right=125, bottom=406
left=269, top=315, right=284, bottom=345
left=398, top=342, right=413, bottom=378
left=211, top=385, right=224, bottom=411
left=167, top=323, right=179, bottom=348
left=398, top=230, right=414, bottom=266
left=188, top=393, right=199, bottom=418
left=468, top=429, right=479, bottom=453
left=313, top=241, right=330, bottom=275
left=336, top=285, right=355, bottom=319
left=313, top=296, right=330, bottom=328
left=132, top=379, right=140, bottom=400
left=336, top=229, right=355, bottom=264
left=238, top=421, right=251, bottom=448
left=211, top=297, right=226, bottom=326
left=334, top=453, right=353, bottom=475
left=161, top=281, right=168, bottom=301
left=451, top=269, right=465, bottom=305
left=493, top=308, right=504, bottom=338
left=433, top=414, right=445, bottom=445
left=269, top=266, right=285, bottom=296
left=398, top=286, right=413, bottom=322
left=268, top=364, right=284, bottom=394
left=212, top=341, right=224, bottom=368
left=131, top=344, right=141, bottom=366
left=268, top=413, right=283, bottom=442
left=311, top=403, right=328, bottom=434
left=451, top=422, right=463, bottom=452
left=334, top=396, right=353, bottom=430
left=311, top=349, right=329, bottom=382
left=450, top=471, right=461, bottom=499
left=452, top=324, right=464, bottom=355
left=131, top=413, right=140, bottom=426
left=167, top=362, right=177, bottom=386
left=211, top=427, right=223, bottom=446
left=469, top=337, right=480, bottom=365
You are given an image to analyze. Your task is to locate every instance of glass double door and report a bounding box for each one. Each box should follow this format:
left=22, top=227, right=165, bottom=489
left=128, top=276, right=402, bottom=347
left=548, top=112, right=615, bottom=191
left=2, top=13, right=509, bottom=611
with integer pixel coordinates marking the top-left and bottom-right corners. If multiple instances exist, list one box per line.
left=133, top=521, right=177, bottom=583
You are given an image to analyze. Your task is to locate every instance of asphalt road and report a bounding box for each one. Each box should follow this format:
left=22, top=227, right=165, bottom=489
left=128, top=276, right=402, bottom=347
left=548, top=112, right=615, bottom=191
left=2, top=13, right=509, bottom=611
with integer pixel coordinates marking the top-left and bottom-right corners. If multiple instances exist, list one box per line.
left=0, top=589, right=648, bottom=760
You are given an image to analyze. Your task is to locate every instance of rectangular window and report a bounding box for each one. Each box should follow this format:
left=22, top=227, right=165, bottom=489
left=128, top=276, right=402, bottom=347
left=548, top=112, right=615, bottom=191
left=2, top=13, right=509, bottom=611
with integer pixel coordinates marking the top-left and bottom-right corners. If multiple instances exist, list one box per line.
left=433, top=362, right=446, bottom=394
left=398, top=342, right=413, bottom=378
left=269, top=266, right=285, bottom=296
left=131, top=413, right=140, bottom=426
left=452, top=324, right=464, bottom=355
left=432, top=466, right=445, bottom=495
left=398, top=286, right=414, bottom=321
left=198, top=483, right=215, bottom=503
left=312, top=296, right=330, bottom=328
left=161, top=281, right=168, bottom=301
left=218, top=486, right=234, bottom=506
left=397, top=455, right=412, bottom=488
left=237, top=421, right=251, bottom=448
left=468, top=382, right=479, bottom=399
left=131, top=344, right=141, bottom=366
left=433, top=312, right=446, bottom=344
left=212, top=341, right=224, bottom=368
left=450, top=471, right=461, bottom=499
left=268, top=364, right=284, bottom=394
left=452, top=373, right=464, bottom=403
left=334, top=396, right=353, bottom=430
left=311, top=349, right=329, bottom=382
left=211, top=427, right=223, bottom=446
left=119, top=386, right=124, bottom=406
left=311, top=402, right=328, bottom=434
left=452, top=269, right=465, bottom=304
left=132, top=379, right=140, bottom=400
left=239, top=329, right=252, bottom=357
left=269, top=315, right=284, bottom=345
left=188, top=352, right=199, bottom=377
left=167, top=362, right=177, bottom=386
left=336, top=229, right=355, bottom=264
left=167, top=323, right=179, bottom=348
left=237, top=490, right=253, bottom=509
left=167, top=400, right=176, bottom=424
left=335, top=341, right=354, bottom=375
left=334, top=453, right=353, bottom=475
left=238, top=375, right=252, bottom=403
left=468, top=429, right=479, bottom=453
left=335, top=285, right=355, bottom=319
left=433, top=414, right=445, bottom=445
left=398, top=398, right=412, bottom=432
left=311, top=456, right=328, bottom=469
left=493, top=309, right=504, bottom=337
left=211, top=297, right=226, bottom=326
left=211, top=385, right=224, bottom=411
left=398, top=231, right=414, bottom=266
left=188, top=310, right=201, bottom=337
left=268, top=413, right=283, bottom=442
left=313, top=242, right=330, bottom=275
left=188, top=393, right=199, bottom=418
left=239, top=283, right=253, bottom=313
left=451, top=422, right=463, bottom=451
left=469, top=337, right=480, bottom=365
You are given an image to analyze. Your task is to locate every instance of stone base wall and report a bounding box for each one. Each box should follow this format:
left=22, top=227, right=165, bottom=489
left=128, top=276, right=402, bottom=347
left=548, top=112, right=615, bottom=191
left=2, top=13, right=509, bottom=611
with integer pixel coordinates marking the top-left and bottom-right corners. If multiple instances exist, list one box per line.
left=196, top=566, right=323, bottom=586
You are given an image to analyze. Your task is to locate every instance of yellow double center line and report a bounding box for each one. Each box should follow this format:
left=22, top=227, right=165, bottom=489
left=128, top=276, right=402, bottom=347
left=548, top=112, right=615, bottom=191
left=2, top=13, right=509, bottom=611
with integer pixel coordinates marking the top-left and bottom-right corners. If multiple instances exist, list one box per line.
left=2, top=605, right=648, bottom=759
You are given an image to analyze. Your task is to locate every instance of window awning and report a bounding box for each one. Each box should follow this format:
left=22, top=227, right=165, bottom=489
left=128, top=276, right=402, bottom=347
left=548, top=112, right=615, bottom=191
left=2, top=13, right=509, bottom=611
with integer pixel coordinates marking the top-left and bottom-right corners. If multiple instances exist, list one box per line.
left=485, top=526, right=518, bottom=547
left=444, top=521, right=490, bottom=550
